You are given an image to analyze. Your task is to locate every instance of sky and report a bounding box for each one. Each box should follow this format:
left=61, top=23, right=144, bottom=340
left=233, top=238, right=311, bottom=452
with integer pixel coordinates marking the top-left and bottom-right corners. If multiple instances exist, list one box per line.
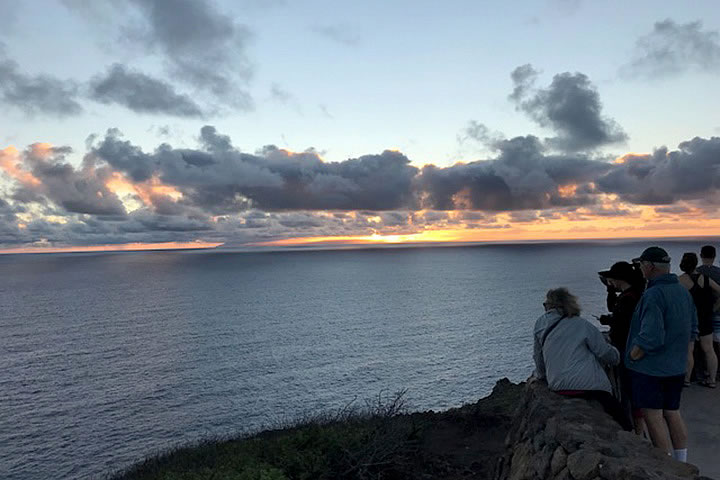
left=2, top=0, right=720, bottom=253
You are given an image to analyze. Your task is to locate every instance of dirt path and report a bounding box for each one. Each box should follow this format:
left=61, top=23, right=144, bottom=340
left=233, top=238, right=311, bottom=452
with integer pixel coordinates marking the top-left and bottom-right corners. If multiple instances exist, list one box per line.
left=681, top=383, right=720, bottom=479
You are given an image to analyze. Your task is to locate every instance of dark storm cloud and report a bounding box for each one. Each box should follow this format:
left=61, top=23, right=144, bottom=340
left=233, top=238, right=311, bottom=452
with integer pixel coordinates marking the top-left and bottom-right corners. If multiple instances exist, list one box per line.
left=89, top=64, right=204, bottom=117
left=415, top=135, right=610, bottom=211
left=124, top=0, right=254, bottom=108
left=510, top=65, right=628, bottom=152
left=0, top=44, right=83, bottom=117
left=623, top=19, right=720, bottom=78
left=596, top=136, right=720, bottom=205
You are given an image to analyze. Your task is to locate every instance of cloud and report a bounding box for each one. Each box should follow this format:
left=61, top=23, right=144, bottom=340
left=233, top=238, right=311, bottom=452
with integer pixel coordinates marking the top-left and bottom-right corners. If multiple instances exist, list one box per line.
left=414, top=135, right=610, bottom=211
left=596, top=136, right=720, bottom=205
left=457, top=121, right=505, bottom=150
left=62, top=0, right=254, bottom=112
left=123, top=0, right=254, bottom=109
left=311, top=25, right=361, bottom=46
left=0, top=44, right=83, bottom=117
left=14, top=144, right=127, bottom=216
left=509, top=65, right=628, bottom=152
left=5, top=127, right=720, bottom=248
left=84, top=129, right=420, bottom=213
left=508, top=64, right=538, bottom=103
left=622, top=19, right=720, bottom=78
left=269, top=83, right=292, bottom=104
left=89, top=64, right=205, bottom=117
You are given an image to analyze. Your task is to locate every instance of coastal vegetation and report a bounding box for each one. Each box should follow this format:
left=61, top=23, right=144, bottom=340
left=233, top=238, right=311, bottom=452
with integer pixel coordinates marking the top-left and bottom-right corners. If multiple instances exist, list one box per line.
left=110, top=381, right=523, bottom=480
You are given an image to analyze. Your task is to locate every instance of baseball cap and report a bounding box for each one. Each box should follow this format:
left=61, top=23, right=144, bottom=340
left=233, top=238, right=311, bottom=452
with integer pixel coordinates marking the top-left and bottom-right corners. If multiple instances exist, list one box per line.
left=632, top=246, right=671, bottom=264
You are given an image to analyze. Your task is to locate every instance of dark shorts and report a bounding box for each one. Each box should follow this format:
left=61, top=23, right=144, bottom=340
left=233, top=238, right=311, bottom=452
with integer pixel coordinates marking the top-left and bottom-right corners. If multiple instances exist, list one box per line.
left=630, top=371, right=684, bottom=410
left=699, top=314, right=714, bottom=337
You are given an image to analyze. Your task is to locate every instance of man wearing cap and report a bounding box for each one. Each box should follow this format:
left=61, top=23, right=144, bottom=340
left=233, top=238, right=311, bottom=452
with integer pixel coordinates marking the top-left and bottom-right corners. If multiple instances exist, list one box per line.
left=627, top=246, right=698, bottom=462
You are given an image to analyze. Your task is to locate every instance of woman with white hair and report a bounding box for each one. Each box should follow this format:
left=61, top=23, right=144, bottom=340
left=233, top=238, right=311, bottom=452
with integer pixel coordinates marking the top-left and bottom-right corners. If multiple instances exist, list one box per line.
left=534, top=287, right=631, bottom=430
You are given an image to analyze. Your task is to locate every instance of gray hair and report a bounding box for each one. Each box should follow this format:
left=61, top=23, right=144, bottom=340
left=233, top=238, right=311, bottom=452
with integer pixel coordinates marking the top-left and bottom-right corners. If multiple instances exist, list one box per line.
left=545, top=287, right=581, bottom=317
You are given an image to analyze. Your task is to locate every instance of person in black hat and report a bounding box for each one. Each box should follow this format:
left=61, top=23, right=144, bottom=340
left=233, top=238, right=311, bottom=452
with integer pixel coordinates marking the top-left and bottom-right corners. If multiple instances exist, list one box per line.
left=598, top=261, right=645, bottom=356
left=598, top=261, right=645, bottom=434
left=626, top=246, right=698, bottom=462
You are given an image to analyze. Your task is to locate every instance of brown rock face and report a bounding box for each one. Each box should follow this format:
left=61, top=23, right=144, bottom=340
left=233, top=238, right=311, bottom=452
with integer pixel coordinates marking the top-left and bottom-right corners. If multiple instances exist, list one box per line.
left=495, top=380, right=701, bottom=480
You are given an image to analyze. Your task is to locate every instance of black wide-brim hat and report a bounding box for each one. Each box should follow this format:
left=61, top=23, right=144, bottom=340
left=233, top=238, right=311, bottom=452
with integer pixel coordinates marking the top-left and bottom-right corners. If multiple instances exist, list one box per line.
left=598, top=261, right=636, bottom=283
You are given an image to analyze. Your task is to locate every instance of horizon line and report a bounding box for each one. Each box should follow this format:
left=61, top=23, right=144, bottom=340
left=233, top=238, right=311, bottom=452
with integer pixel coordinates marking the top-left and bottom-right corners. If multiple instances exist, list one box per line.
left=3, top=233, right=720, bottom=256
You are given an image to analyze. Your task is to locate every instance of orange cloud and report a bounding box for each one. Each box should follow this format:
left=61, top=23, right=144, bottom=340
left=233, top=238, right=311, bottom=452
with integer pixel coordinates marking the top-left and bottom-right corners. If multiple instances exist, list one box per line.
left=557, top=184, right=577, bottom=197
left=0, top=146, right=41, bottom=186
left=105, top=172, right=182, bottom=209
left=614, top=152, right=649, bottom=164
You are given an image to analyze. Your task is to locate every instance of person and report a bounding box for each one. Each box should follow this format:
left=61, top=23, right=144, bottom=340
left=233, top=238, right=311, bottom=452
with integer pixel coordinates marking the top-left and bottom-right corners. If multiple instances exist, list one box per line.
left=597, top=261, right=645, bottom=433
left=533, top=287, right=631, bottom=431
left=678, top=252, right=720, bottom=387
left=598, top=261, right=645, bottom=356
left=697, top=245, right=720, bottom=375
left=627, top=247, right=698, bottom=463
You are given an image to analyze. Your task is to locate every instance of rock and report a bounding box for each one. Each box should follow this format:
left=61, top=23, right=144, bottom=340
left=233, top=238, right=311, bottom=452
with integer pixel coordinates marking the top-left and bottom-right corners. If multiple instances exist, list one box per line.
left=554, top=466, right=572, bottom=480
left=495, top=381, right=702, bottom=480
left=532, top=445, right=552, bottom=477
left=550, top=446, right=568, bottom=476
left=567, top=449, right=603, bottom=480
left=508, top=442, right=534, bottom=480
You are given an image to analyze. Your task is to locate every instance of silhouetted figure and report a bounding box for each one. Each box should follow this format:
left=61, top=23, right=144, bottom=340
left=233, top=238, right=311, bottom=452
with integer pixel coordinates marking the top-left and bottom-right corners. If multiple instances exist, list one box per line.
left=697, top=245, right=720, bottom=377
left=678, top=252, right=720, bottom=387
left=597, top=261, right=645, bottom=433
left=533, top=287, right=631, bottom=431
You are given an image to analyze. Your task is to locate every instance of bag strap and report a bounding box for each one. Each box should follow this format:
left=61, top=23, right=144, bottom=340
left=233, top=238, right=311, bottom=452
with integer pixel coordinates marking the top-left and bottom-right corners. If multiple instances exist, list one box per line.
left=541, top=314, right=566, bottom=348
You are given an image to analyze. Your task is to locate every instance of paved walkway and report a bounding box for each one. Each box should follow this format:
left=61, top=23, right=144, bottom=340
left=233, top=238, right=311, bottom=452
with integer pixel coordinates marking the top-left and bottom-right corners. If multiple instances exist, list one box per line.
left=681, top=383, right=720, bottom=478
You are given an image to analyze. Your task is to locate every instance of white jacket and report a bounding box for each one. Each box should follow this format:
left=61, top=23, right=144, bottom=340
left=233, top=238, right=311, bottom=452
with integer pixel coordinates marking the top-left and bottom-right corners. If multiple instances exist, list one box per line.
left=533, top=310, right=619, bottom=393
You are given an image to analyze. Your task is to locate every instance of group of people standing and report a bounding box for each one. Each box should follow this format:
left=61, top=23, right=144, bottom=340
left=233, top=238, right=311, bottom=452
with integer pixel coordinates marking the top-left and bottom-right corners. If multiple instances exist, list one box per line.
left=533, top=244, right=720, bottom=464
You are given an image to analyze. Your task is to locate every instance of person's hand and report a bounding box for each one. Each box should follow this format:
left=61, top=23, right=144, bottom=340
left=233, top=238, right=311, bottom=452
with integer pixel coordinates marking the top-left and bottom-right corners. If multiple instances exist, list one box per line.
left=630, top=345, right=645, bottom=361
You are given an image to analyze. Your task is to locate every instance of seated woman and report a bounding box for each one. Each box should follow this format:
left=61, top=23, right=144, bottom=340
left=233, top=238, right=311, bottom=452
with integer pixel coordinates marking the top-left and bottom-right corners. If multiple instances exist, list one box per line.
left=678, top=252, right=720, bottom=388
left=533, top=287, right=631, bottom=430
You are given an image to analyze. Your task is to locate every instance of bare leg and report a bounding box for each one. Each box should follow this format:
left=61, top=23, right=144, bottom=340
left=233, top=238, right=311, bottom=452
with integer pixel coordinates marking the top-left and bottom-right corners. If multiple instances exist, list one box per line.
left=663, top=409, right=688, bottom=450
left=643, top=408, right=672, bottom=453
left=701, top=334, right=718, bottom=384
left=634, top=416, right=647, bottom=437
left=685, top=342, right=695, bottom=383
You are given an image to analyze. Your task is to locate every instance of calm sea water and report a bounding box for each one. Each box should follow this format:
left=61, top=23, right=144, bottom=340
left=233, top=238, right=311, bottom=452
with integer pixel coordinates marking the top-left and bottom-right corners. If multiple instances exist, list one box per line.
left=1, top=240, right=716, bottom=479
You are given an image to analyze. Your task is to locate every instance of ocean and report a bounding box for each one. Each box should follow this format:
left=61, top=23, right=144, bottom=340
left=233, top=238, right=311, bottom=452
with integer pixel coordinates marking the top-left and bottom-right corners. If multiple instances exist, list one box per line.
left=1, top=239, right=715, bottom=479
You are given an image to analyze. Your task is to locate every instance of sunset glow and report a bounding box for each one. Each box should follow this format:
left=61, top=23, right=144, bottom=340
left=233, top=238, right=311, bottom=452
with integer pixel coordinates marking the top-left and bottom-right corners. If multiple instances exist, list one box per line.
left=0, top=241, right=223, bottom=255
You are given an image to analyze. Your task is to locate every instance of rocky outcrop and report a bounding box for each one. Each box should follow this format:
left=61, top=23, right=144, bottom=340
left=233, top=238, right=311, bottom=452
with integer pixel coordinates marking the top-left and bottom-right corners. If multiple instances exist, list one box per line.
left=496, top=380, right=706, bottom=480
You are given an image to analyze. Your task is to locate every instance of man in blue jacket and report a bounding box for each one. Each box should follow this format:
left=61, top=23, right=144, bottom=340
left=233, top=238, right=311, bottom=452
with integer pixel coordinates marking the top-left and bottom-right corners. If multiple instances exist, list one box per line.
left=626, top=246, right=698, bottom=463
